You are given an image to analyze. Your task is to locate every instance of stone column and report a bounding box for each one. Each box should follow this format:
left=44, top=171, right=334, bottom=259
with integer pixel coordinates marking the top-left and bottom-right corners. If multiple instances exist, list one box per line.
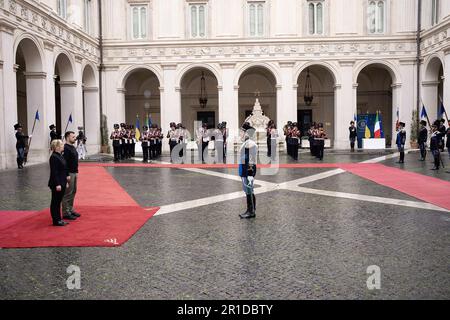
left=161, top=63, right=181, bottom=151
left=334, top=60, right=355, bottom=149
left=59, top=81, right=77, bottom=133
left=442, top=49, right=450, bottom=121
left=0, top=19, right=17, bottom=169
left=277, top=62, right=297, bottom=133
left=399, top=59, right=416, bottom=149
left=83, top=86, right=101, bottom=151
left=218, top=63, right=239, bottom=143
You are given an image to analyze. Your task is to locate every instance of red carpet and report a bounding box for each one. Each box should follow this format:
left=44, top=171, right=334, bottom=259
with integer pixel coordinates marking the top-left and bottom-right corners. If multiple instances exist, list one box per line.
left=0, top=167, right=159, bottom=249
left=81, top=163, right=342, bottom=169
left=341, top=163, right=450, bottom=211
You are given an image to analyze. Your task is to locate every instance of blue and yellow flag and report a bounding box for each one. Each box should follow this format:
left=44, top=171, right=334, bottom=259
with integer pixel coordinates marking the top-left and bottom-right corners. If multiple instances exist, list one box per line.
left=135, top=115, right=141, bottom=141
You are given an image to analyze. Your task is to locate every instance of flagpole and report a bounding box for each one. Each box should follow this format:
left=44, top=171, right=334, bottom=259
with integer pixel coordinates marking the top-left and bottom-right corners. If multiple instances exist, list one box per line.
left=438, top=96, right=449, bottom=123
left=24, top=108, right=39, bottom=164
left=420, top=98, right=432, bottom=128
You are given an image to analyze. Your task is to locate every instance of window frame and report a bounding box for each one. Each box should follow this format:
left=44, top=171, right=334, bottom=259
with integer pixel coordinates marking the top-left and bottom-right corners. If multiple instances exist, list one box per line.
left=307, top=0, right=324, bottom=36
left=246, top=1, right=267, bottom=38
left=57, top=0, right=67, bottom=19
left=129, top=3, right=149, bottom=40
left=188, top=2, right=208, bottom=39
left=367, top=0, right=387, bottom=35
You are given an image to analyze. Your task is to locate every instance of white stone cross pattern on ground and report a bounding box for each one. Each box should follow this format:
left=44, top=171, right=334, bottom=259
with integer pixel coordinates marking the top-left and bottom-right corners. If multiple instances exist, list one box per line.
left=147, top=152, right=449, bottom=216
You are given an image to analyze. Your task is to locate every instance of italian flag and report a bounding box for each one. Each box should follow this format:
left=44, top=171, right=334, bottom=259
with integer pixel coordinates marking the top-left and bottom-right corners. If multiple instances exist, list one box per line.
left=374, top=112, right=381, bottom=138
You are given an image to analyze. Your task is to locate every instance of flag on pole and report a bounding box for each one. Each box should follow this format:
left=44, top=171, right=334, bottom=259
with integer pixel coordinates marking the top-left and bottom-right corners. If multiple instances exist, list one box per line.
left=439, top=101, right=446, bottom=118
left=374, top=111, right=381, bottom=138
left=35, top=110, right=40, bottom=121
left=420, top=105, right=428, bottom=119
left=135, top=115, right=141, bottom=141
left=365, top=123, right=371, bottom=139
left=354, top=113, right=357, bottom=122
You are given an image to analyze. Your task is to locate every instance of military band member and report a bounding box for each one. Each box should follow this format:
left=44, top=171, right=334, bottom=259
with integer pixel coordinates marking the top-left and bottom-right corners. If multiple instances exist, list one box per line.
left=110, top=124, right=122, bottom=162
left=438, top=119, right=446, bottom=152
left=270, top=124, right=279, bottom=161
left=149, top=124, right=158, bottom=159
left=175, top=123, right=185, bottom=161
left=200, top=123, right=210, bottom=163
left=214, top=123, right=225, bottom=163
left=349, top=121, right=357, bottom=152
left=267, top=120, right=275, bottom=157
left=315, top=123, right=327, bottom=161
left=167, top=122, right=177, bottom=162
left=308, top=123, right=317, bottom=156
left=120, top=123, right=127, bottom=159
left=284, top=121, right=293, bottom=157
left=418, top=120, right=428, bottom=161
left=239, top=122, right=258, bottom=219
left=130, top=125, right=136, bottom=158
left=222, top=121, right=228, bottom=160
left=290, top=123, right=301, bottom=161
left=396, top=122, right=406, bottom=164
left=140, top=125, right=149, bottom=162
left=430, top=124, right=443, bottom=170
left=14, top=123, right=30, bottom=169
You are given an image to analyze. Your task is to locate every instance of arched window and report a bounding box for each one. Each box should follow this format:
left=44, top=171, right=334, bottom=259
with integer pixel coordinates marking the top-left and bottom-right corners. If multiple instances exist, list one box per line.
left=367, top=0, right=385, bottom=34
left=131, top=5, right=148, bottom=40
left=308, top=1, right=324, bottom=35
left=190, top=4, right=207, bottom=38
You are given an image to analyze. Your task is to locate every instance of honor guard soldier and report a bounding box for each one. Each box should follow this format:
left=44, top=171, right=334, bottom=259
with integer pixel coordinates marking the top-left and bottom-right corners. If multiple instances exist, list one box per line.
left=175, top=123, right=185, bottom=161
left=396, top=122, right=406, bottom=164
left=149, top=124, right=157, bottom=159
left=290, top=123, right=301, bottom=160
left=14, top=123, right=30, bottom=169
left=200, top=123, right=210, bottom=163
left=315, top=123, right=327, bottom=161
left=49, top=124, right=60, bottom=143
left=110, top=124, right=122, bottom=162
left=266, top=120, right=275, bottom=158
left=140, top=125, right=149, bottom=162
left=239, top=122, right=258, bottom=219
left=349, top=121, right=357, bottom=152
left=308, top=122, right=317, bottom=156
left=130, top=125, right=136, bottom=157
left=214, top=123, right=225, bottom=163
left=430, top=123, right=443, bottom=170
left=270, top=124, right=279, bottom=161
left=167, top=122, right=177, bottom=161
left=120, top=123, right=127, bottom=159
left=438, top=119, right=446, bottom=152
left=156, top=125, right=163, bottom=156
left=283, top=121, right=293, bottom=157
left=418, top=120, right=428, bottom=161
left=222, top=121, right=228, bottom=160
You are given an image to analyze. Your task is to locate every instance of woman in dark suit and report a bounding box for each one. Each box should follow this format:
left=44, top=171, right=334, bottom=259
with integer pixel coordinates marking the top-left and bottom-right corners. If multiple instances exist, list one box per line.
left=48, top=139, right=70, bottom=226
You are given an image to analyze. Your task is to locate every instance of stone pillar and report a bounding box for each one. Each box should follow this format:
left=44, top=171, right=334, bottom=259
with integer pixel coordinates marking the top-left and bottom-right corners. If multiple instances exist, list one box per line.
left=73, top=55, right=84, bottom=132
left=391, top=84, right=402, bottom=147
left=59, top=81, right=77, bottom=133
left=0, top=20, right=17, bottom=169
left=43, top=41, right=56, bottom=137
left=83, top=86, right=101, bottom=151
left=277, top=62, right=297, bottom=133
left=399, top=59, right=416, bottom=149
left=161, top=63, right=181, bottom=151
left=219, top=63, right=239, bottom=142
left=442, top=49, right=450, bottom=121
left=334, top=60, right=355, bottom=149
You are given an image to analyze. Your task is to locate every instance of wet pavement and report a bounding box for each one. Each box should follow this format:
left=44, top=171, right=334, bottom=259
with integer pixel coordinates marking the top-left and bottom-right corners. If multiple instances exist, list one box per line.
left=0, top=151, right=449, bottom=299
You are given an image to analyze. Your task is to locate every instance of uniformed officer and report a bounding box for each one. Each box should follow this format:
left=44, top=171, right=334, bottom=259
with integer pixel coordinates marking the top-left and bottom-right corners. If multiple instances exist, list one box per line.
left=175, top=123, right=185, bottom=161
left=239, top=122, right=258, bottom=219
left=49, top=124, right=60, bottom=143
left=149, top=124, right=158, bottom=159
left=290, top=123, right=301, bottom=161
left=308, top=123, right=317, bottom=156
left=200, top=123, right=210, bottom=163
left=120, top=123, right=127, bottom=159
left=396, top=122, right=406, bottom=164
left=14, top=123, right=30, bottom=169
left=140, top=125, right=149, bottom=162
left=110, top=124, right=122, bottom=162
left=214, top=123, right=224, bottom=163
left=222, top=121, right=228, bottom=161
left=418, top=120, right=428, bottom=161
left=349, top=121, right=357, bottom=152
left=167, top=122, right=177, bottom=162
left=130, top=125, right=136, bottom=158
left=438, top=119, right=446, bottom=152
left=283, top=121, right=293, bottom=157
left=315, top=123, right=327, bottom=161
left=156, top=125, right=163, bottom=156
left=267, top=120, right=275, bottom=157
left=430, top=123, right=443, bottom=170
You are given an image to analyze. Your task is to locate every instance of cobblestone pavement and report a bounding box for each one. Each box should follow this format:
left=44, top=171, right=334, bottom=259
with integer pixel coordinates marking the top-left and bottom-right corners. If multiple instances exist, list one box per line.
left=0, top=153, right=449, bottom=299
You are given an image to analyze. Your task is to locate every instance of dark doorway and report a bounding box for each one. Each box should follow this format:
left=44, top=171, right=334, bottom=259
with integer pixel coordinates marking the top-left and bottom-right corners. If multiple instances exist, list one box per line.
left=297, top=110, right=312, bottom=135
left=197, top=111, right=215, bottom=129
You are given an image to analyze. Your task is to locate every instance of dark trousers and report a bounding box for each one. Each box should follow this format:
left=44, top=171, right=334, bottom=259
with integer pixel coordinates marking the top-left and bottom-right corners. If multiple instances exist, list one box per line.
left=350, top=138, right=356, bottom=151
left=419, top=142, right=427, bottom=160
left=267, top=137, right=271, bottom=157
left=50, top=187, right=66, bottom=224
left=202, top=141, right=209, bottom=162
left=113, top=143, right=121, bottom=161
left=131, top=143, right=136, bottom=157
left=142, top=144, right=149, bottom=161
left=169, top=140, right=177, bottom=161
left=292, top=140, right=299, bottom=160
left=317, top=141, right=324, bottom=160
left=432, top=150, right=440, bottom=168
left=398, top=145, right=405, bottom=162
left=16, top=147, right=25, bottom=167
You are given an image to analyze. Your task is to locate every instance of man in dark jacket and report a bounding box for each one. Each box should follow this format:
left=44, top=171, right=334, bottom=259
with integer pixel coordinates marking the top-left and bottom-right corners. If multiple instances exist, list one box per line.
left=396, top=122, right=406, bottom=164
left=349, top=121, right=357, bottom=152
left=418, top=120, right=428, bottom=161
left=62, top=131, right=80, bottom=220
left=14, top=123, right=30, bottom=169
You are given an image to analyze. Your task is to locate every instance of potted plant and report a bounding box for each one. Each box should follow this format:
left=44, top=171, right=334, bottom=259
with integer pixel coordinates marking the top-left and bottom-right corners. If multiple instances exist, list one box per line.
left=101, top=114, right=111, bottom=154
left=410, top=109, right=419, bottom=149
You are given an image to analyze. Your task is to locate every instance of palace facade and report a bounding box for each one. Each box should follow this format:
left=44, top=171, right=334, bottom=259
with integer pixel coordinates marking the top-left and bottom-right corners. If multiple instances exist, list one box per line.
left=1, top=0, right=450, bottom=168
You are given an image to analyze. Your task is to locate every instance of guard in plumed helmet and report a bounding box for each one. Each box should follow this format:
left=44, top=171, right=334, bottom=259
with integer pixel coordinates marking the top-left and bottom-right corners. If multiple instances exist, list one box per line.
left=110, top=124, right=122, bottom=162
left=49, top=124, right=60, bottom=143
left=167, top=122, right=177, bottom=162
left=239, top=122, right=258, bottom=219
left=141, top=125, right=150, bottom=162
left=396, top=121, right=406, bottom=164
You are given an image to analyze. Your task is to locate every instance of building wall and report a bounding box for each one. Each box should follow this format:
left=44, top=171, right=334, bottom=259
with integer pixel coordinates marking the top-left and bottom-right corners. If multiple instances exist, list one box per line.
left=1, top=0, right=450, bottom=168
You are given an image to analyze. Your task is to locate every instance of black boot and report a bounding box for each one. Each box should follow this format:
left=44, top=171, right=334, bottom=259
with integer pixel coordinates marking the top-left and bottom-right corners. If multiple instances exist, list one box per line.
left=240, top=194, right=255, bottom=219
left=239, top=195, right=250, bottom=218
left=17, top=158, right=23, bottom=169
left=253, top=194, right=256, bottom=211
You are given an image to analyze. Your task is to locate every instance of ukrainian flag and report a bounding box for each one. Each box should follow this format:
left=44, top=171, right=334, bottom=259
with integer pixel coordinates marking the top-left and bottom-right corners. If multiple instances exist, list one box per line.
left=365, top=122, right=371, bottom=139
left=135, top=115, right=141, bottom=141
